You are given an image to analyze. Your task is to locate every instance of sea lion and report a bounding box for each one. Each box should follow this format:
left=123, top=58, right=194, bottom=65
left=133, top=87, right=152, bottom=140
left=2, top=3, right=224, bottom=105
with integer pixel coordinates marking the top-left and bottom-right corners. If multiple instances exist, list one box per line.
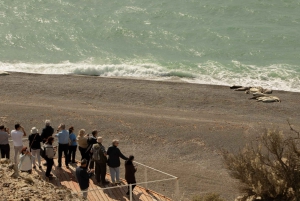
left=250, top=87, right=264, bottom=93
left=263, top=89, right=273, bottom=94
left=234, top=87, right=251, bottom=91
left=230, top=85, right=243, bottom=89
left=0, top=71, right=10, bottom=76
left=249, top=92, right=266, bottom=99
left=256, top=96, right=281, bottom=103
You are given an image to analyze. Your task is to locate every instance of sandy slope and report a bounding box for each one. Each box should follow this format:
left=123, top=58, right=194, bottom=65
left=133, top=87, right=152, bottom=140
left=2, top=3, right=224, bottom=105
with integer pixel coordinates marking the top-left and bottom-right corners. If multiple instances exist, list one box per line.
left=1, top=72, right=300, bottom=200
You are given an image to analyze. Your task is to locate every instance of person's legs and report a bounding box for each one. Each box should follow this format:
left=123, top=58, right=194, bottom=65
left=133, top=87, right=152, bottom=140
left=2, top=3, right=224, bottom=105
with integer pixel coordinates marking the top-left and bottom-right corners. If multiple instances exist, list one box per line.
left=31, top=149, right=37, bottom=167
left=109, top=167, right=116, bottom=183
left=82, top=188, right=88, bottom=199
left=79, top=146, right=85, bottom=160
left=89, top=160, right=94, bottom=169
left=127, top=183, right=136, bottom=194
left=5, top=144, right=10, bottom=159
left=58, top=144, right=63, bottom=167
left=115, top=167, right=120, bottom=183
left=36, top=149, right=41, bottom=166
left=100, top=163, right=107, bottom=183
left=67, top=146, right=72, bottom=164
left=71, top=145, right=77, bottom=162
left=0, top=145, right=5, bottom=158
left=95, top=161, right=101, bottom=182
left=14, top=146, right=22, bottom=164
left=46, top=158, right=54, bottom=177
left=63, top=144, right=69, bottom=166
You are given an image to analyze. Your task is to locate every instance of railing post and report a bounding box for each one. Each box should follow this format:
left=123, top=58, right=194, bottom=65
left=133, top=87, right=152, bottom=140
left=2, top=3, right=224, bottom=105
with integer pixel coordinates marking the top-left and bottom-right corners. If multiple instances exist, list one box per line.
left=175, top=178, right=180, bottom=199
left=130, top=184, right=133, bottom=201
left=144, top=166, right=148, bottom=190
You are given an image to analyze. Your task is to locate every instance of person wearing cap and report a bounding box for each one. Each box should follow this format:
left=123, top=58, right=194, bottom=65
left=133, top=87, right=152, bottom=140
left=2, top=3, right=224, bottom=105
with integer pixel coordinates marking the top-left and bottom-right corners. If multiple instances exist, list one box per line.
left=18, top=146, right=34, bottom=174
left=41, top=120, right=54, bottom=144
left=0, top=125, right=10, bottom=159
left=55, top=123, right=69, bottom=168
left=28, top=127, right=42, bottom=169
left=91, top=137, right=109, bottom=185
left=75, top=159, right=95, bottom=199
left=107, top=139, right=129, bottom=185
left=11, top=123, right=27, bottom=164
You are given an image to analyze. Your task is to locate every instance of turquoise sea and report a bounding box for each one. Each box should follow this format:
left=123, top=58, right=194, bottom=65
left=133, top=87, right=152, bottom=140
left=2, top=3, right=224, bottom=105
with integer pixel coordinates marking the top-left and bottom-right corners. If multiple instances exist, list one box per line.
left=0, top=0, right=299, bottom=91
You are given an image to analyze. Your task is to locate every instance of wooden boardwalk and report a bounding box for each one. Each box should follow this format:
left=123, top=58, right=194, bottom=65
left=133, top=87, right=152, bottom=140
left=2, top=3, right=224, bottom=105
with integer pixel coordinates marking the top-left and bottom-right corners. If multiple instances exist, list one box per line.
left=33, top=159, right=172, bottom=201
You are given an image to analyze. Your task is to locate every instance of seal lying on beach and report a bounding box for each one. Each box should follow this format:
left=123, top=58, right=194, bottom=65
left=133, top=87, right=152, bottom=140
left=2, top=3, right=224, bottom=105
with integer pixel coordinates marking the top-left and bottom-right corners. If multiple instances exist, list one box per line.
left=230, top=85, right=272, bottom=94
left=256, top=96, right=281, bottom=103
left=0, top=71, right=10, bottom=76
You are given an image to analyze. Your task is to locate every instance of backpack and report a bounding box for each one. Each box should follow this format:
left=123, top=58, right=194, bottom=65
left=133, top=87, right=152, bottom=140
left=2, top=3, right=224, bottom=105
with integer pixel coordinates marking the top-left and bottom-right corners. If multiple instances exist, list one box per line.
left=40, top=145, right=47, bottom=159
left=92, top=144, right=101, bottom=161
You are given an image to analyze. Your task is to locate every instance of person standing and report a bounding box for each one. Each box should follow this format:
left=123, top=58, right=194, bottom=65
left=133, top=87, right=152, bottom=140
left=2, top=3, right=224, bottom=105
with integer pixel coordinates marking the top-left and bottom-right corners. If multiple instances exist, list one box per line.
left=107, top=139, right=128, bottom=185
left=41, top=120, right=54, bottom=144
left=125, top=155, right=137, bottom=196
left=11, top=124, right=27, bottom=164
left=68, top=126, right=77, bottom=164
left=18, top=146, right=34, bottom=174
left=0, top=125, right=10, bottom=159
left=76, top=159, right=94, bottom=199
left=91, top=137, right=109, bottom=185
left=44, top=136, right=56, bottom=179
left=86, top=130, right=98, bottom=169
left=55, top=124, right=69, bottom=168
left=28, top=127, right=42, bottom=169
left=77, top=129, right=88, bottom=160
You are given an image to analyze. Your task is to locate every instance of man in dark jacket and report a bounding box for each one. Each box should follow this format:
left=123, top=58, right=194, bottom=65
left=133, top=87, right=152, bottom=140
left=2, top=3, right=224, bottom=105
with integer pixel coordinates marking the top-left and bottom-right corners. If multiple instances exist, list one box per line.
left=107, top=139, right=128, bottom=185
left=125, top=155, right=137, bottom=196
left=41, top=120, right=54, bottom=144
left=75, top=159, right=94, bottom=199
left=86, top=130, right=98, bottom=169
left=91, top=137, right=109, bottom=185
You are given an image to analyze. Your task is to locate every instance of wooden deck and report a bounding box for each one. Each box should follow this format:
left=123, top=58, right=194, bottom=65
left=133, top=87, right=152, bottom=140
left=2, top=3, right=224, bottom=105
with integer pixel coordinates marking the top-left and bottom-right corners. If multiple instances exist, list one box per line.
left=33, top=158, right=172, bottom=201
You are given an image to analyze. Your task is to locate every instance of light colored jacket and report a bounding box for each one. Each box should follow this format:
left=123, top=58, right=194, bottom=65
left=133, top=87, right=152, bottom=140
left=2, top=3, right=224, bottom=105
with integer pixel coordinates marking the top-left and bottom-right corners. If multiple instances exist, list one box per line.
left=44, top=144, right=55, bottom=159
left=77, top=136, right=88, bottom=148
left=18, top=154, right=34, bottom=171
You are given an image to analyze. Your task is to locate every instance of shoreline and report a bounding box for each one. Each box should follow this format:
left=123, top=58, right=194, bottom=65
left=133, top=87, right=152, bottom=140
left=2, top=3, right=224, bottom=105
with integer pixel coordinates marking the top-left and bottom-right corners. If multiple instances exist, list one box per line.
left=4, top=71, right=300, bottom=94
left=1, top=72, right=300, bottom=200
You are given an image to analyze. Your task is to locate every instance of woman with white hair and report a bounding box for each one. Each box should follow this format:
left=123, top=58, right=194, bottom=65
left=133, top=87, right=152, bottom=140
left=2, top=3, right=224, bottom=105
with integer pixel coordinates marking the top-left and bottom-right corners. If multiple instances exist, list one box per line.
left=107, top=139, right=128, bottom=185
left=28, top=127, right=42, bottom=169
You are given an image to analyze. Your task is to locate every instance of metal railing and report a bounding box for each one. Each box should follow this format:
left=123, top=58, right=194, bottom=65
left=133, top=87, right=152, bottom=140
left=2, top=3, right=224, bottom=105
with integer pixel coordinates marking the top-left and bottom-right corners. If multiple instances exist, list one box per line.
left=80, top=161, right=179, bottom=201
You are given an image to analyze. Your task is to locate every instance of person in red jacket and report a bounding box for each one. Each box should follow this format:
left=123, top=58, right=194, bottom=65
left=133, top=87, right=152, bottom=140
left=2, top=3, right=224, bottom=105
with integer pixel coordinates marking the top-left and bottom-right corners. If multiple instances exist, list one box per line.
left=125, top=155, right=137, bottom=196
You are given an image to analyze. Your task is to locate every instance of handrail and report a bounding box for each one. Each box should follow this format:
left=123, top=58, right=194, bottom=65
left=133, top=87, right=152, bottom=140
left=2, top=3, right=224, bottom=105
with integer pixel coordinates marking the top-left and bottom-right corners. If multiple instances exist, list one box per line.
left=133, top=161, right=177, bottom=179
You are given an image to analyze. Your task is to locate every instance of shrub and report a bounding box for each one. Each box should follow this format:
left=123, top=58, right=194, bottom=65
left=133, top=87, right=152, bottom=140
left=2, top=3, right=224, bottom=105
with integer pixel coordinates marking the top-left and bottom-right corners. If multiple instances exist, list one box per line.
left=192, top=193, right=226, bottom=201
left=223, top=124, right=300, bottom=201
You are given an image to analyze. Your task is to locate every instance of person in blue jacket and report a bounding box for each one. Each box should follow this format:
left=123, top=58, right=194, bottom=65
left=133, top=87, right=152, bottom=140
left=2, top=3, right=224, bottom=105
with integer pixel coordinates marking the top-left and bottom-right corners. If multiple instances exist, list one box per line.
left=68, top=126, right=77, bottom=164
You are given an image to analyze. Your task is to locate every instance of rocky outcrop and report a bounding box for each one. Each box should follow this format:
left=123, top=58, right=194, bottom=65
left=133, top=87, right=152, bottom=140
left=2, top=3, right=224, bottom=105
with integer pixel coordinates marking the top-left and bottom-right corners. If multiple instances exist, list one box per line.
left=0, top=158, right=83, bottom=201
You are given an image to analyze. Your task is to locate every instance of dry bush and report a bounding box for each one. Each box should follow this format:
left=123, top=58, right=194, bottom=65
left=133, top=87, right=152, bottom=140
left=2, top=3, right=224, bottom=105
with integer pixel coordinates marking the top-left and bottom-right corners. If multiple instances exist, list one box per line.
left=192, top=193, right=226, bottom=201
left=223, top=124, right=300, bottom=201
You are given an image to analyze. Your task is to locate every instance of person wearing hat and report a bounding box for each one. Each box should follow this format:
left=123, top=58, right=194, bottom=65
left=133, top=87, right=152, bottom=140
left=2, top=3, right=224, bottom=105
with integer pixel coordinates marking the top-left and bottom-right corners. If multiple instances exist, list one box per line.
left=91, top=137, right=109, bottom=185
left=18, top=146, right=34, bottom=173
left=75, top=159, right=95, bottom=199
left=28, top=127, right=42, bottom=169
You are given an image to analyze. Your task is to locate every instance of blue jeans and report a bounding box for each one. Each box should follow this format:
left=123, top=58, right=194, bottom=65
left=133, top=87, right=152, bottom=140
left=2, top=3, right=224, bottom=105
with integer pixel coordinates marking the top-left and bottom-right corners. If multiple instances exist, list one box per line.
left=109, top=167, right=120, bottom=183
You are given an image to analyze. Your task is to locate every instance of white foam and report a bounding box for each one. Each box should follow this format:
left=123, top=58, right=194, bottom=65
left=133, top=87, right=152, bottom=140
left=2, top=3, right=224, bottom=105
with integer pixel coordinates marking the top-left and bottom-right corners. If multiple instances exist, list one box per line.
left=0, top=60, right=299, bottom=92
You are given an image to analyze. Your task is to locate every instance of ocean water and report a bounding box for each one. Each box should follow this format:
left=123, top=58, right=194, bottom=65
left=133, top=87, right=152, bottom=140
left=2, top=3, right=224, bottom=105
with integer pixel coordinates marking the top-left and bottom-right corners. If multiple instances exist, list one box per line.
left=0, top=0, right=300, bottom=92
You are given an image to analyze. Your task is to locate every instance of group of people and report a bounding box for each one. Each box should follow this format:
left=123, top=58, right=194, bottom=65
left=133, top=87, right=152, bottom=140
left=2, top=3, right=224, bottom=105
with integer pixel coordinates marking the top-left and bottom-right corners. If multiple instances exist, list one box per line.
left=0, top=120, right=137, bottom=199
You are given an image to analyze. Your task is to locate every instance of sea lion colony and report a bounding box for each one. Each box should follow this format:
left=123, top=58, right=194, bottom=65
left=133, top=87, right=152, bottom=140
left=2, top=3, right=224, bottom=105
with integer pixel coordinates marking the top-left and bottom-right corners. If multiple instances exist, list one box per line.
left=230, top=85, right=281, bottom=103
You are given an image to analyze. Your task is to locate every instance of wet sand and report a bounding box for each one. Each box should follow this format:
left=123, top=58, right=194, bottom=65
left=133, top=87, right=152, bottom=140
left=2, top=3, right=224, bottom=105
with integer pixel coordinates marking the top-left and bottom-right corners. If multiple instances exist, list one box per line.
left=1, top=72, right=300, bottom=200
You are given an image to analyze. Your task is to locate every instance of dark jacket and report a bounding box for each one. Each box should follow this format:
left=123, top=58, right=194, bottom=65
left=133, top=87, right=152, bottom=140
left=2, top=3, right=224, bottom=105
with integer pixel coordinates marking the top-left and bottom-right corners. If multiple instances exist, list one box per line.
left=125, top=160, right=137, bottom=183
left=86, top=136, right=97, bottom=153
left=28, top=133, right=42, bottom=150
left=76, top=166, right=93, bottom=190
left=107, top=145, right=128, bottom=168
left=41, top=126, right=54, bottom=143
left=92, top=143, right=107, bottom=164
